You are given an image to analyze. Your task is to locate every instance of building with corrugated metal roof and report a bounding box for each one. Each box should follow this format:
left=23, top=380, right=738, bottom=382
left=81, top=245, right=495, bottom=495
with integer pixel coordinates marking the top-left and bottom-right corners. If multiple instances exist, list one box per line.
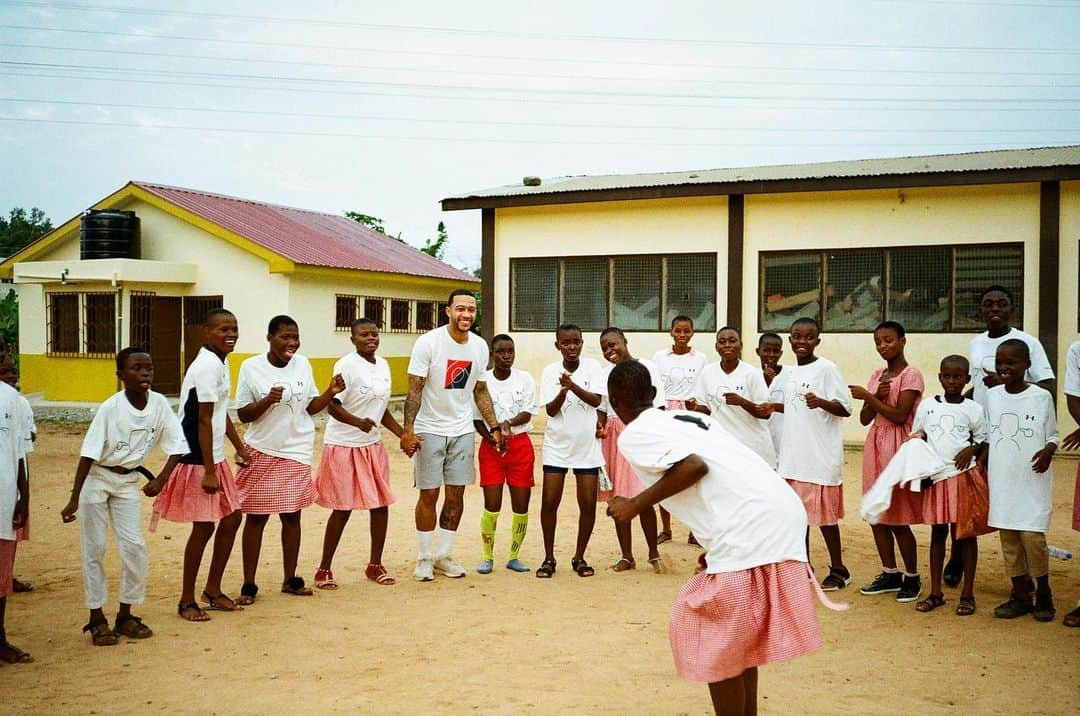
left=0, top=181, right=478, bottom=401
left=442, top=145, right=1080, bottom=441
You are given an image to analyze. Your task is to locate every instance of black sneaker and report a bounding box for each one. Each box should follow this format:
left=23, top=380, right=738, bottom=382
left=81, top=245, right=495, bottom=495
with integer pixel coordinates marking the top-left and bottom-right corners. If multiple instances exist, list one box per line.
left=994, top=595, right=1034, bottom=619
left=896, top=575, right=922, bottom=603
left=1033, top=590, right=1056, bottom=622
left=860, top=571, right=903, bottom=595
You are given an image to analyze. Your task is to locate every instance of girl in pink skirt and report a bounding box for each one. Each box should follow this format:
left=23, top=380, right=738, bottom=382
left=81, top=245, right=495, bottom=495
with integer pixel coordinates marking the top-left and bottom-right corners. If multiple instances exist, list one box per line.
left=597, top=327, right=664, bottom=573
left=147, top=308, right=250, bottom=622
left=233, top=315, right=344, bottom=604
left=605, top=360, right=835, bottom=715
left=313, top=318, right=404, bottom=589
left=849, top=321, right=925, bottom=604
left=909, top=355, right=984, bottom=615
left=1061, top=338, right=1080, bottom=627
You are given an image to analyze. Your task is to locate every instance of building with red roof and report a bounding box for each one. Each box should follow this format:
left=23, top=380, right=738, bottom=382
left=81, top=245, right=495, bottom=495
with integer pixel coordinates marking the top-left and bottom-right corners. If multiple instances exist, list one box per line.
left=0, top=181, right=478, bottom=400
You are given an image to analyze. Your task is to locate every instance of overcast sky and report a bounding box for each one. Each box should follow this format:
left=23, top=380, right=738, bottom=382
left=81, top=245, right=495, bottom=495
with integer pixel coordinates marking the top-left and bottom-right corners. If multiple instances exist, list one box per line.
left=2, top=0, right=1078, bottom=270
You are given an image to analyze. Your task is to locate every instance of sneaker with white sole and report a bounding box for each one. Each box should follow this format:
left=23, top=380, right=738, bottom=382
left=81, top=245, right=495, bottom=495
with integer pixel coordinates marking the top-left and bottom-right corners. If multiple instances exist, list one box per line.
left=860, top=571, right=903, bottom=595
left=896, top=575, right=922, bottom=603
left=414, top=557, right=435, bottom=582
left=434, top=555, right=467, bottom=578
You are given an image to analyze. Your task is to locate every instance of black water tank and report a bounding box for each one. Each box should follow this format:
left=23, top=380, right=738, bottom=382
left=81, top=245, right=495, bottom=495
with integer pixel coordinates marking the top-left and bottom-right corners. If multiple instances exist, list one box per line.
left=80, top=210, right=140, bottom=260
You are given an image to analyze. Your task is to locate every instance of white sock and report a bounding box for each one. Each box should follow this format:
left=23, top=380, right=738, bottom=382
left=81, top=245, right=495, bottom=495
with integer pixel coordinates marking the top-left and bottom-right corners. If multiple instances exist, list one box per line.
left=903, top=571, right=919, bottom=579
left=436, top=527, right=457, bottom=559
left=882, top=566, right=900, bottom=574
left=416, top=529, right=434, bottom=560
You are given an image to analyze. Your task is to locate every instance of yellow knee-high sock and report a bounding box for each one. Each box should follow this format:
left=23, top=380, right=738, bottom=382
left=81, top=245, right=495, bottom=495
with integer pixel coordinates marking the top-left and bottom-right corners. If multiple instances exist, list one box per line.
left=480, top=509, right=499, bottom=561
left=508, top=512, right=529, bottom=561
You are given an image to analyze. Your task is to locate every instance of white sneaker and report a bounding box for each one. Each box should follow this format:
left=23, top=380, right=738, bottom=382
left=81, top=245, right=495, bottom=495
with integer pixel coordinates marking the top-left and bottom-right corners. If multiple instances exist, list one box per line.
left=433, top=555, right=466, bottom=578
left=414, top=557, right=435, bottom=582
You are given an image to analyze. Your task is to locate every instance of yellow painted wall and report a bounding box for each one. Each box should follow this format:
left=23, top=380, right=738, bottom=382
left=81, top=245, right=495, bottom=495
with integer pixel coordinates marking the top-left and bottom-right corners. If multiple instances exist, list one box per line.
left=494, top=196, right=729, bottom=383
left=743, top=183, right=1041, bottom=442
left=1059, top=180, right=1080, bottom=437
left=19, top=354, right=116, bottom=401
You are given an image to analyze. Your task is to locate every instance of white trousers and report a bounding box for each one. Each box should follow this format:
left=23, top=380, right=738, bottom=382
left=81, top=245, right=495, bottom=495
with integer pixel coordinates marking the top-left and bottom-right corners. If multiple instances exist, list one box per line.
left=79, top=491, right=148, bottom=609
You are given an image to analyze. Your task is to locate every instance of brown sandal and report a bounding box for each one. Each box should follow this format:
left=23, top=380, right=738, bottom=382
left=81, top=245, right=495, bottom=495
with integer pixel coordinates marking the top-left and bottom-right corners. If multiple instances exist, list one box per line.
left=114, top=614, right=153, bottom=639
left=82, top=620, right=119, bottom=646
left=0, top=638, right=33, bottom=663
left=916, top=593, right=946, bottom=613
left=956, top=596, right=976, bottom=617
left=611, top=557, right=636, bottom=572
left=1062, top=605, right=1080, bottom=627
left=177, top=602, right=210, bottom=622
left=201, top=591, right=243, bottom=612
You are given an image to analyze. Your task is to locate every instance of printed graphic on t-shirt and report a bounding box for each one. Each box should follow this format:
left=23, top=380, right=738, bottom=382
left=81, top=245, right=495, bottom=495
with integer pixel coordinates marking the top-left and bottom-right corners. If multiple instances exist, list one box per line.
left=664, top=366, right=698, bottom=397
left=268, top=377, right=310, bottom=416
left=445, top=360, right=473, bottom=389
left=113, top=427, right=153, bottom=456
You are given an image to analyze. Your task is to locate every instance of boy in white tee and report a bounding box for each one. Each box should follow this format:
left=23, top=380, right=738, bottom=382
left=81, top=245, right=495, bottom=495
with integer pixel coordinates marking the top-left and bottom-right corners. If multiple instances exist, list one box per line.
left=61, top=348, right=189, bottom=645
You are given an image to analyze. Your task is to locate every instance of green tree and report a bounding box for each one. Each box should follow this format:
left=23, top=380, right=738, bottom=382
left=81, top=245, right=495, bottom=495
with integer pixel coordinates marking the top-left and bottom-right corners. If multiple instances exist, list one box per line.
left=420, top=221, right=449, bottom=261
left=0, top=207, right=53, bottom=257
left=0, top=288, right=18, bottom=356
left=344, top=211, right=404, bottom=242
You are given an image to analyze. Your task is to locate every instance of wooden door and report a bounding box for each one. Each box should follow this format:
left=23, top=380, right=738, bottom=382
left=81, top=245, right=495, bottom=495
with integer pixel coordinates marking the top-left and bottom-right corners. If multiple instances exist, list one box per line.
left=149, top=297, right=182, bottom=395
left=182, top=296, right=224, bottom=370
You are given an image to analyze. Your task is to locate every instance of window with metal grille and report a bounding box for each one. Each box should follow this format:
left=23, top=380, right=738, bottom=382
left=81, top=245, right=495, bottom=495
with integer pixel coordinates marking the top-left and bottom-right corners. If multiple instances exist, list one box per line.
left=389, top=299, right=410, bottom=332
left=511, top=258, right=558, bottom=331
left=437, top=302, right=449, bottom=326
left=183, top=296, right=224, bottom=326
left=509, top=253, right=717, bottom=332
left=363, top=297, right=385, bottom=328
left=130, top=292, right=154, bottom=349
left=85, top=293, right=116, bottom=356
left=335, top=295, right=357, bottom=330
left=953, top=244, right=1024, bottom=330
left=612, top=256, right=660, bottom=330
left=758, top=243, right=1024, bottom=333
left=823, top=251, right=884, bottom=332
left=760, top=253, right=822, bottom=332
left=665, top=254, right=717, bottom=332
left=47, top=292, right=79, bottom=354
left=417, top=301, right=435, bottom=331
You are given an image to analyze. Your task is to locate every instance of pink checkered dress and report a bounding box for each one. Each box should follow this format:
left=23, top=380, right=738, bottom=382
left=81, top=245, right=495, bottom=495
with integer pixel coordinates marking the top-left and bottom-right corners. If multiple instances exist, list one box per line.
left=150, top=461, right=240, bottom=529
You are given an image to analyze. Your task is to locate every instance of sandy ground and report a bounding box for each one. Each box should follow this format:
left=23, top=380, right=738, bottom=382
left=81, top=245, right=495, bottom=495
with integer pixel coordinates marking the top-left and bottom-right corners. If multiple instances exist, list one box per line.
left=1, top=424, right=1078, bottom=715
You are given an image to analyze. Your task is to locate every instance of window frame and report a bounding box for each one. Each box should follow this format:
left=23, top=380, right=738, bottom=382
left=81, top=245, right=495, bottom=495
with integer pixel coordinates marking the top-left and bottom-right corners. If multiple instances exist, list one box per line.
left=46, top=290, right=119, bottom=357
left=509, top=252, right=718, bottom=332
left=757, top=242, right=1025, bottom=333
left=388, top=299, right=411, bottom=333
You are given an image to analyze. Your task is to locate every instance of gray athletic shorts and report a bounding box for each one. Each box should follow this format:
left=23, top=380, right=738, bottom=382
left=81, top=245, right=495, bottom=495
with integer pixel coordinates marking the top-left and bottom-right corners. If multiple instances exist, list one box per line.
left=414, top=432, right=476, bottom=489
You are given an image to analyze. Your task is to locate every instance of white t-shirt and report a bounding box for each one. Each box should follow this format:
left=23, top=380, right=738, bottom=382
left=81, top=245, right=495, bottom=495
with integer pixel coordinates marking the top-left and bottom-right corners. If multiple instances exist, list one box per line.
left=17, top=394, right=34, bottom=455
left=618, top=408, right=808, bottom=573
left=765, top=366, right=788, bottom=463
left=323, top=353, right=392, bottom=448
left=235, top=353, right=320, bottom=464
left=1064, top=340, right=1080, bottom=397
left=692, top=360, right=777, bottom=467
left=178, top=347, right=231, bottom=465
left=911, top=396, right=985, bottom=472
left=776, top=358, right=852, bottom=486
left=472, top=368, right=537, bottom=435
left=985, top=385, right=1058, bottom=532
left=408, top=326, right=490, bottom=437
left=599, top=358, right=666, bottom=411
left=650, top=348, right=708, bottom=401
left=0, top=383, right=27, bottom=541
left=540, top=358, right=605, bottom=468
left=80, top=390, right=190, bottom=503
left=968, top=327, right=1054, bottom=406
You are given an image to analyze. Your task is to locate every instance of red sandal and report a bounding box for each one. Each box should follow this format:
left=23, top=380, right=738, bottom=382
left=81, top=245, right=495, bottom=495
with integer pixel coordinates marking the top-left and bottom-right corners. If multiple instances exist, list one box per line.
left=314, top=568, right=338, bottom=590
left=365, top=563, right=396, bottom=585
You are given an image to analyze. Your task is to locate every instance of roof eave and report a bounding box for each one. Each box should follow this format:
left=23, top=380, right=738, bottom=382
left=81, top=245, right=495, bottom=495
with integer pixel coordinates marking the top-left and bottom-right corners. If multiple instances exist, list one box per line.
left=441, top=164, right=1080, bottom=211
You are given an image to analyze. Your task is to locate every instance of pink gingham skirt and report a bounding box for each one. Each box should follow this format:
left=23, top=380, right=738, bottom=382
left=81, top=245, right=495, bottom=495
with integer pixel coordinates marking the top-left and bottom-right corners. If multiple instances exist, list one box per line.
left=598, top=414, right=646, bottom=502
left=922, top=471, right=962, bottom=525
left=151, top=461, right=240, bottom=529
left=669, top=560, right=822, bottom=682
left=313, top=442, right=395, bottom=511
left=666, top=399, right=688, bottom=410
left=234, top=446, right=314, bottom=515
left=786, top=479, right=844, bottom=527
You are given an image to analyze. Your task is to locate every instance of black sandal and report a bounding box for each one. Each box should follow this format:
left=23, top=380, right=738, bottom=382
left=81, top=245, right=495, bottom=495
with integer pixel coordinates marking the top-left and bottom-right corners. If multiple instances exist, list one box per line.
left=535, top=558, right=556, bottom=579
left=82, top=620, right=119, bottom=646
left=177, top=602, right=210, bottom=622
left=956, top=596, right=976, bottom=617
left=916, top=593, right=946, bottom=613
left=201, top=591, right=243, bottom=612
left=281, top=576, right=313, bottom=596
left=236, top=582, right=259, bottom=605
left=0, top=635, right=33, bottom=664
left=571, top=557, right=595, bottom=577
left=114, top=614, right=153, bottom=639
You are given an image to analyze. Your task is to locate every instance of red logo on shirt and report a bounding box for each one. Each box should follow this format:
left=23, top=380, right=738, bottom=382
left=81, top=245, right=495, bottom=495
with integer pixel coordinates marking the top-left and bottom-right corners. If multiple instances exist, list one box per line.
left=445, top=360, right=473, bottom=389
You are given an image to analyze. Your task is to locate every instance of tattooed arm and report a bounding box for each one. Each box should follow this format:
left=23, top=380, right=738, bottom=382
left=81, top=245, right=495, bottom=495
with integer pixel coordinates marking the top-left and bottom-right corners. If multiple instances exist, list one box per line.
left=473, top=380, right=505, bottom=452
left=400, top=374, right=425, bottom=456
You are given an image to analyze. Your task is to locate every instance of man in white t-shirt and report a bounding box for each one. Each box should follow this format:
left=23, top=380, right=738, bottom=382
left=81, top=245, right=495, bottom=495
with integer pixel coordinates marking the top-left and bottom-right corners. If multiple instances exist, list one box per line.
left=967, top=285, right=1055, bottom=406
left=400, top=289, right=504, bottom=582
